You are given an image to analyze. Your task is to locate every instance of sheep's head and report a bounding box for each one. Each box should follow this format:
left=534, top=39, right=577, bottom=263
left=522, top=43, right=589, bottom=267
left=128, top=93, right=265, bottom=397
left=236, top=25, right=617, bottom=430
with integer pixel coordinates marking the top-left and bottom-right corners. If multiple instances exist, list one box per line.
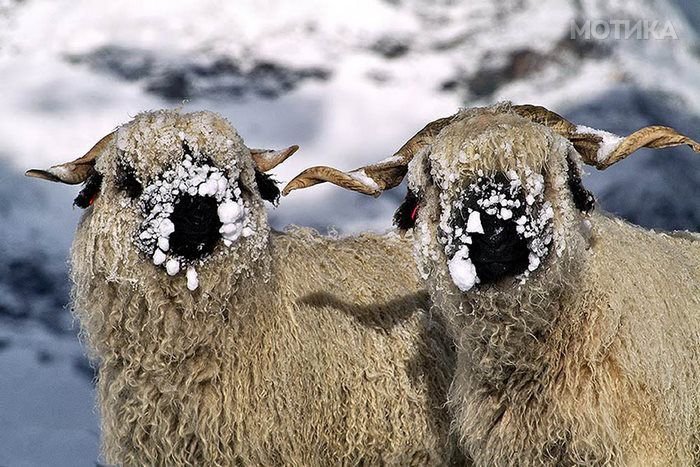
left=402, top=110, right=580, bottom=293
left=283, top=103, right=699, bottom=303
left=27, top=110, right=298, bottom=291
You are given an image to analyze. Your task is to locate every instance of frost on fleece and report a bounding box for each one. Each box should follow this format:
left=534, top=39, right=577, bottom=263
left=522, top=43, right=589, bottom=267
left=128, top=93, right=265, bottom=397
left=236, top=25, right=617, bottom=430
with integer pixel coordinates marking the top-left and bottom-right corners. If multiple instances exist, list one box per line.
left=444, top=210, right=700, bottom=466
left=407, top=106, right=700, bottom=465
left=404, top=107, right=583, bottom=299
left=135, top=143, right=253, bottom=290
left=437, top=165, right=554, bottom=292
left=69, top=110, right=459, bottom=465
left=109, top=113, right=267, bottom=292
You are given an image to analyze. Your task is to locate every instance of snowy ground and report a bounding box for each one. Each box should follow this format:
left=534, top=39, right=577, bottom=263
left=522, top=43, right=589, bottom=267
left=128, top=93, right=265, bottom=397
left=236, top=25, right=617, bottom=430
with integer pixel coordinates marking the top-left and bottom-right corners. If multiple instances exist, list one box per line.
left=0, top=0, right=698, bottom=464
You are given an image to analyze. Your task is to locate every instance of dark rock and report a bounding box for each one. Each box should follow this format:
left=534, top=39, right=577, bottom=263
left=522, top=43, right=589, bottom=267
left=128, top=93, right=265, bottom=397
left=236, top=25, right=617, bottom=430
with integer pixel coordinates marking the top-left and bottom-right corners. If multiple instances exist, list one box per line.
left=468, top=48, right=547, bottom=98
left=371, top=37, right=411, bottom=59
left=146, top=69, right=193, bottom=101
left=441, top=30, right=610, bottom=99
left=69, top=46, right=331, bottom=102
left=554, top=25, right=611, bottom=60
left=66, top=45, right=155, bottom=81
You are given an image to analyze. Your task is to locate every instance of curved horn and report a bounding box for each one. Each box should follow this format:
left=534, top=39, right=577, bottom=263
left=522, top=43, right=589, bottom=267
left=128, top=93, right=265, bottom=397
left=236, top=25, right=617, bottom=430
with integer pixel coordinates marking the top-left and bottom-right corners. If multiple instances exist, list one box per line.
left=250, top=145, right=299, bottom=172
left=281, top=161, right=407, bottom=197
left=593, top=125, right=700, bottom=169
left=25, top=131, right=116, bottom=184
left=511, top=104, right=700, bottom=168
left=282, top=116, right=455, bottom=197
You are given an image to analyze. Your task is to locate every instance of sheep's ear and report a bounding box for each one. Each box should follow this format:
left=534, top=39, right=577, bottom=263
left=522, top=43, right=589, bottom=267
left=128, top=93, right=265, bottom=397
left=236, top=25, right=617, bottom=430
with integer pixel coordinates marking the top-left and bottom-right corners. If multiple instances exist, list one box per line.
left=73, top=173, right=104, bottom=209
left=254, top=170, right=281, bottom=205
left=511, top=105, right=700, bottom=169
left=565, top=154, right=595, bottom=213
left=250, top=145, right=299, bottom=172
left=393, top=189, right=420, bottom=231
left=282, top=116, right=455, bottom=197
left=25, top=132, right=116, bottom=184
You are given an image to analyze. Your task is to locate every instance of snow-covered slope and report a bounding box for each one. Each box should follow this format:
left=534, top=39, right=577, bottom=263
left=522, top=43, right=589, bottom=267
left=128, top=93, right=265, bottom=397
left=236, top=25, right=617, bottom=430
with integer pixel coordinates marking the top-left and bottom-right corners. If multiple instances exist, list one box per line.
left=0, top=0, right=697, bottom=464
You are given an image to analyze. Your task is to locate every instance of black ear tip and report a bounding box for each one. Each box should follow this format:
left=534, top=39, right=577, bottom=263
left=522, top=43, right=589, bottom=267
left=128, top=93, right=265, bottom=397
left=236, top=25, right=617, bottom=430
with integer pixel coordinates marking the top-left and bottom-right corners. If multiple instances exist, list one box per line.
left=73, top=173, right=104, bottom=209
left=394, top=189, right=419, bottom=231
left=254, top=169, right=281, bottom=205
left=566, top=155, right=595, bottom=213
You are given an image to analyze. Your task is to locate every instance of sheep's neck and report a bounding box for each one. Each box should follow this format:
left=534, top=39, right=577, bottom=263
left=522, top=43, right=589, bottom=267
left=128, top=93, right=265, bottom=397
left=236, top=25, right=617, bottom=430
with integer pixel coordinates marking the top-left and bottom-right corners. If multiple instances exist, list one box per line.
left=88, top=249, right=274, bottom=366
left=454, top=279, right=593, bottom=392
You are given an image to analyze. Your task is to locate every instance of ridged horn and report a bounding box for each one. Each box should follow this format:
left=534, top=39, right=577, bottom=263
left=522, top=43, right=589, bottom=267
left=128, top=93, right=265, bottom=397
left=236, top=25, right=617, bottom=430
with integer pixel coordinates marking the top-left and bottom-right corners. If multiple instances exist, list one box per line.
left=250, top=145, right=299, bottom=172
left=25, top=131, right=116, bottom=184
left=511, top=104, right=700, bottom=168
left=592, top=125, right=700, bottom=169
left=282, top=116, right=454, bottom=197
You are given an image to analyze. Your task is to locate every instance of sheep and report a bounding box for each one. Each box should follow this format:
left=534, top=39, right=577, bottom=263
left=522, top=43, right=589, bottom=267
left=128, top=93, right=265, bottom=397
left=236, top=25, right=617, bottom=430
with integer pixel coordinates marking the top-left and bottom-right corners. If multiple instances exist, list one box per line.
left=282, top=102, right=700, bottom=466
left=26, top=109, right=461, bottom=466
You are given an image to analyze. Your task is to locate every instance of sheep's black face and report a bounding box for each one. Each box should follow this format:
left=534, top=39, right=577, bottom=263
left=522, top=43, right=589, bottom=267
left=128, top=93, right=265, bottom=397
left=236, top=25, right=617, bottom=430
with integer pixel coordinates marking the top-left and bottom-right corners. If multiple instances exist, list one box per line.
left=169, top=194, right=223, bottom=260
left=448, top=176, right=530, bottom=284
left=437, top=170, right=554, bottom=292
left=132, top=141, right=255, bottom=289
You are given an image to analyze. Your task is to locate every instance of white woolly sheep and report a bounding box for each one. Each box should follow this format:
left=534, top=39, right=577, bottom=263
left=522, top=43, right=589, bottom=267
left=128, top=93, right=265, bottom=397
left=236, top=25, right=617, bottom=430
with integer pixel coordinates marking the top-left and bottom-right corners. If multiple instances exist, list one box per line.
left=26, top=110, right=461, bottom=465
left=283, top=103, right=700, bottom=466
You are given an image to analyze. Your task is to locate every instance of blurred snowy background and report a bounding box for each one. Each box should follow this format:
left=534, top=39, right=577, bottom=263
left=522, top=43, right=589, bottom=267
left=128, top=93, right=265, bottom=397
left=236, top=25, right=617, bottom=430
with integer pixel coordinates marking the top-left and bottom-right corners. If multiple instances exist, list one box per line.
left=0, top=0, right=698, bottom=464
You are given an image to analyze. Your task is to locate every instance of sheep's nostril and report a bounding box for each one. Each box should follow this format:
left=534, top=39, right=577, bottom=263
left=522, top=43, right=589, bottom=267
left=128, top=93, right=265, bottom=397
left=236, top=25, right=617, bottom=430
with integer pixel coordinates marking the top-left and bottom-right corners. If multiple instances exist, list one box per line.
left=169, top=194, right=223, bottom=260
left=470, top=218, right=529, bottom=283
left=453, top=200, right=529, bottom=283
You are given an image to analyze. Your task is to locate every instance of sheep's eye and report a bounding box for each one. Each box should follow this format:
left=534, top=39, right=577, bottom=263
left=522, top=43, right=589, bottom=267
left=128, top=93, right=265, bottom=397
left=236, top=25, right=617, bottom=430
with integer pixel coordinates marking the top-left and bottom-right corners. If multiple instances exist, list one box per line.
left=566, top=155, right=595, bottom=212
left=393, top=189, right=420, bottom=230
left=74, top=172, right=103, bottom=209
left=116, top=161, right=143, bottom=199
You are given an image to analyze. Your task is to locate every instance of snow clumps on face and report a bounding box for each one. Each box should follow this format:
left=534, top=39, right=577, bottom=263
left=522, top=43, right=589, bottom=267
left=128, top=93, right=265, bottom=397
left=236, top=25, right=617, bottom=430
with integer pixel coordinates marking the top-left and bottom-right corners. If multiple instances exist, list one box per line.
left=135, top=137, right=253, bottom=291
left=448, top=247, right=478, bottom=291
left=517, top=167, right=554, bottom=274
left=575, top=125, right=624, bottom=164
left=437, top=168, right=554, bottom=292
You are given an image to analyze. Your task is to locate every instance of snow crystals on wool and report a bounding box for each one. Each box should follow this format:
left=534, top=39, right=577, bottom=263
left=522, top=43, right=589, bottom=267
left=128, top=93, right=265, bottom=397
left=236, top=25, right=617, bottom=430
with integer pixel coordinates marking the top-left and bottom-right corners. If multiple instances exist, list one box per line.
left=448, top=247, right=478, bottom=291
left=134, top=135, right=253, bottom=291
left=439, top=168, right=554, bottom=292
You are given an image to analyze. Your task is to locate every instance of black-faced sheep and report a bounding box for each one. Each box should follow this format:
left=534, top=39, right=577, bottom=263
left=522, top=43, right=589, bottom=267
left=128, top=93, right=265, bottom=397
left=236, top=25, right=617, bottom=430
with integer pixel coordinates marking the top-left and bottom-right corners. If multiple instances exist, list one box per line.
left=283, top=103, right=700, bottom=466
left=27, top=110, right=460, bottom=465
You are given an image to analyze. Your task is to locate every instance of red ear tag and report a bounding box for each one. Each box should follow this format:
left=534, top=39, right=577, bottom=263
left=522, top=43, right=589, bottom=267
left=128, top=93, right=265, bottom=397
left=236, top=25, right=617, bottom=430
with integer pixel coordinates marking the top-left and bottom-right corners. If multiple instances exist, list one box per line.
left=410, top=204, right=420, bottom=221
left=89, top=194, right=98, bottom=206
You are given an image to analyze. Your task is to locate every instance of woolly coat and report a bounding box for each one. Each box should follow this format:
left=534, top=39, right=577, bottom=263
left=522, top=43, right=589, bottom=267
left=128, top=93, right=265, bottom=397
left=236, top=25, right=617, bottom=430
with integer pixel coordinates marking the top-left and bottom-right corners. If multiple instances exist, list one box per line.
left=443, top=212, right=700, bottom=466
left=406, top=108, right=700, bottom=466
left=68, top=110, right=459, bottom=465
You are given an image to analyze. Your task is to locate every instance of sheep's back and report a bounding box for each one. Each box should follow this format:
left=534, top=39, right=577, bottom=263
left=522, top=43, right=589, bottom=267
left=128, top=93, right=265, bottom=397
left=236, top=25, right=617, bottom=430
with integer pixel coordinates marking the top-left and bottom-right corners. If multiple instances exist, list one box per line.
left=582, top=212, right=700, bottom=463
left=253, top=228, right=458, bottom=464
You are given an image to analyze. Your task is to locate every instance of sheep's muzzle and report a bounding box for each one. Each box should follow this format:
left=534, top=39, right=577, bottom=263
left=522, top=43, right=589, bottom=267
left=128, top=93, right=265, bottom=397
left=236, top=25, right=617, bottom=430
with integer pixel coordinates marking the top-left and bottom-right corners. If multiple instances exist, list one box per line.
left=169, top=194, right=223, bottom=260
left=440, top=171, right=551, bottom=291
left=450, top=177, right=529, bottom=284
left=456, top=208, right=529, bottom=284
left=134, top=149, right=251, bottom=281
